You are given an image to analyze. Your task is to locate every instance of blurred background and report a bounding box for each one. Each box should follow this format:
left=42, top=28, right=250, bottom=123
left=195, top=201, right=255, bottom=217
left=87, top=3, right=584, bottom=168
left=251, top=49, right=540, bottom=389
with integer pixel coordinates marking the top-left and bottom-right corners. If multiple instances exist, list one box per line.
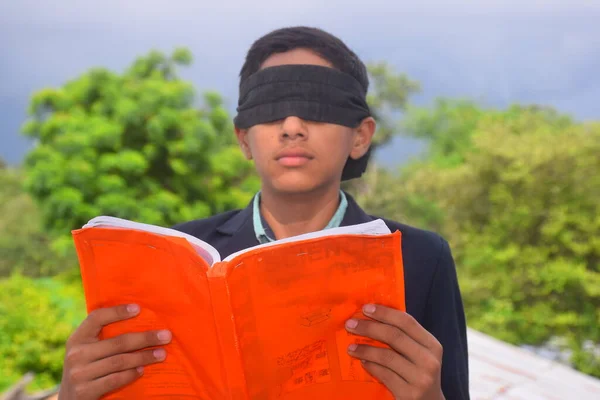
left=1, top=0, right=599, bottom=398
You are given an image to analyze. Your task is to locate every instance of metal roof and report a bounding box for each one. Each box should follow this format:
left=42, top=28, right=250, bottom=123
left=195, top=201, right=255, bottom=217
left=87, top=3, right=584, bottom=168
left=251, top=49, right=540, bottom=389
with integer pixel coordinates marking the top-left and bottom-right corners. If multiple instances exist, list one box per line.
left=468, top=328, right=600, bottom=399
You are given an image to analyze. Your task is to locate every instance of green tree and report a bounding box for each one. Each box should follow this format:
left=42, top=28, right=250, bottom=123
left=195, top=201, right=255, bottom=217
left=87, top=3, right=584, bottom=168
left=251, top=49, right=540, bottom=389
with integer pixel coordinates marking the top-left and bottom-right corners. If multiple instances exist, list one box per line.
left=358, top=101, right=583, bottom=237
left=402, top=99, right=574, bottom=167
left=366, top=62, right=420, bottom=149
left=0, top=273, right=86, bottom=392
left=348, top=164, right=445, bottom=234
left=21, top=48, right=260, bottom=250
left=343, top=63, right=420, bottom=194
left=353, top=99, right=491, bottom=230
left=382, top=102, right=600, bottom=377
left=0, top=167, right=72, bottom=277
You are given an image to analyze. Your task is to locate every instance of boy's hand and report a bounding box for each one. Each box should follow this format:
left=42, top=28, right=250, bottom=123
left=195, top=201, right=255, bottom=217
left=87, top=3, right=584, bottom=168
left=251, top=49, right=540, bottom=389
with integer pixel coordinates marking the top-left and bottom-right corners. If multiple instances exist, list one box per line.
left=58, top=304, right=171, bottom=400
left=345, top=304, right=444, bottom=400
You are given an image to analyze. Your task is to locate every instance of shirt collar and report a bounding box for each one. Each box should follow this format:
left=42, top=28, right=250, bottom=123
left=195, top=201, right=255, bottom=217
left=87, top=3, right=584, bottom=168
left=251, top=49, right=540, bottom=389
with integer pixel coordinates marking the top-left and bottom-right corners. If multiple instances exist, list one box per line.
left=252, top=190, right=348, bottom=244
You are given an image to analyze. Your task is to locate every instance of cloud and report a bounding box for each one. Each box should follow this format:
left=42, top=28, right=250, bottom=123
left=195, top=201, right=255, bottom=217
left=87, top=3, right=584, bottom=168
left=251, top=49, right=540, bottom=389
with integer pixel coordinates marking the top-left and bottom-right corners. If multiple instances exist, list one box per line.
left=2, top=1, right=598, bottom=109
left=1, top=0, right=599, bottom=164
left=4, top=0, right=600, bottom=22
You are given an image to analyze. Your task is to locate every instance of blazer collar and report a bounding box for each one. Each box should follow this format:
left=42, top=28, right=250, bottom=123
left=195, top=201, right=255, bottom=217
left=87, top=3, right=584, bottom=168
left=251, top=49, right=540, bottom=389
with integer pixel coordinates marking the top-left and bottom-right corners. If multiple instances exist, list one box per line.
left=216, top=195, right=254, bottom=236
left=340, top=191, right=374, bottom=226
left=213, top=196, right=258, bottom=258
left=217, top=191, right=373, bottom=234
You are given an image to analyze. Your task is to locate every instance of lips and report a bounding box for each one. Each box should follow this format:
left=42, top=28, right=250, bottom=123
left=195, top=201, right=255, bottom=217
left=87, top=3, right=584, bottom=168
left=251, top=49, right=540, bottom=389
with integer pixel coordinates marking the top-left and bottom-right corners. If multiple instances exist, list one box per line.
left=275, top=148, right=314, bottom=167
left=276, top=149, right=314, bottom=159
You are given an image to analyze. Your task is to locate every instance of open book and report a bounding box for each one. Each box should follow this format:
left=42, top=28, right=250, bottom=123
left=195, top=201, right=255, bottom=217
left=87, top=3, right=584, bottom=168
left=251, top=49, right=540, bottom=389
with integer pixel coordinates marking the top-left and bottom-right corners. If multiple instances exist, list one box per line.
left=72, top=216, right=406, bottom=399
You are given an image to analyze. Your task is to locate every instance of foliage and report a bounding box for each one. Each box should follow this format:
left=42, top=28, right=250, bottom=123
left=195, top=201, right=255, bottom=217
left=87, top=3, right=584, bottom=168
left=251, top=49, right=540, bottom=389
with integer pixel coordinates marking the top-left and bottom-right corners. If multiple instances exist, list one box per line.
left=346, top=165, right=445, bottom=234
left=344, top=63, right=420, bottom=193
left=370, top=101, right=600, bottom=377
left=402, top=99, right=574, bottom=167
left=401, top=98, right=486, bottom=167
left=20, top=48, right=260, bottom=247
left=366, top=62, right=420, bottom=149
left=0, top=167, right=74, bottom=277
left=0, top=273, right=86, bottom=392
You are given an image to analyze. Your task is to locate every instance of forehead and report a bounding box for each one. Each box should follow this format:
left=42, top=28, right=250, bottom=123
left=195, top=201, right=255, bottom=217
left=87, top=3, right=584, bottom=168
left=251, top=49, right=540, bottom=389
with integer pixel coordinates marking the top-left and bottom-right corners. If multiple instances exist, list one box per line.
left=260, top=48, right=333, bottom=69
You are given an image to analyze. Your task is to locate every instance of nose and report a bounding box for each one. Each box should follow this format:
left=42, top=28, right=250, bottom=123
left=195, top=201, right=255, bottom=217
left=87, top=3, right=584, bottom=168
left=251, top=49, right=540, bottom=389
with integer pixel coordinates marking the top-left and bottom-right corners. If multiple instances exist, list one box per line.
left=280, top=116, right=308, bottom=140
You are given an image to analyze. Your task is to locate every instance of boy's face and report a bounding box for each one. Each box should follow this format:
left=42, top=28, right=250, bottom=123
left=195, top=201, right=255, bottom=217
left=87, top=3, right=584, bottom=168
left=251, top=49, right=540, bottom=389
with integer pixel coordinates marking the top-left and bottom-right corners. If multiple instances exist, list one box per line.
left=235, top=48, right=376, bottom=195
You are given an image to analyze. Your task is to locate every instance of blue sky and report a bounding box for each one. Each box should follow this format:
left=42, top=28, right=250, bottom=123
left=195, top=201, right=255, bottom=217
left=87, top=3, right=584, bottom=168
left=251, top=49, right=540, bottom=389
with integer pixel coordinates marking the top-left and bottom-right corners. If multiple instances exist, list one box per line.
left=1, top=0, right=599, bottom=166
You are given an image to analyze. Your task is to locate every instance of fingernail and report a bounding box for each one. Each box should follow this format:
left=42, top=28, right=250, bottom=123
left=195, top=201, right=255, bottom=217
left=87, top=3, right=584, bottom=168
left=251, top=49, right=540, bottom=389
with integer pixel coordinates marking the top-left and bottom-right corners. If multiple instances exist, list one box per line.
left=345, top=319, right=358, bottom=329
left=363, top=304, right=376, bottom=314
left=127, top=304, right=140, bottom=314
left=348, top=344, right=358, bottom=352
left=157, top=330, right=172, bottom=342
left=137, top=366, right=144, bottom=375
left=153, top=348, right=166, bottom=360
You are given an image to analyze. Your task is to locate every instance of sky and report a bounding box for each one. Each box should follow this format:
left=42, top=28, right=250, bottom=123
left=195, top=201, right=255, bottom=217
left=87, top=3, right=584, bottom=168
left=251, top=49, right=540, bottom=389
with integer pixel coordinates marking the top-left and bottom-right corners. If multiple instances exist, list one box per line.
left=1, top=0, right=599, bottom=166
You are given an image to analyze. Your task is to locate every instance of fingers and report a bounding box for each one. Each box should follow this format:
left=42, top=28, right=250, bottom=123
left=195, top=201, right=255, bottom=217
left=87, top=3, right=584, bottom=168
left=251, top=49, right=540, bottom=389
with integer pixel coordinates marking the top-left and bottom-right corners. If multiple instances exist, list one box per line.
left=362, top=304, right=442, bottom=357
left=70, top=304, right=141, bottom=344
left=66, top=329, right=172, bottom=365
left=73, top=367, right=145, bottom=399
left=60, top=304, right=174, bottom=399
left=345, top=317, right=424, bottom=364
left=360, top=360, right=409, bottom=393
left=345, top=306, right=445, bottom=399
left=72, top=347, right=167, bottom=382
left=347, top=343, right=418, bottom=384
left=354, top=344, right=443, bottom=399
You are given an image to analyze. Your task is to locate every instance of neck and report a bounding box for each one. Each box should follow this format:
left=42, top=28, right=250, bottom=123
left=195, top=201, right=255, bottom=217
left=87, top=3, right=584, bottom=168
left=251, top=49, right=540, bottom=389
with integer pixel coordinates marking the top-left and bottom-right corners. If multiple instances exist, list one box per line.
left=260, top=185, right=342, bottom=240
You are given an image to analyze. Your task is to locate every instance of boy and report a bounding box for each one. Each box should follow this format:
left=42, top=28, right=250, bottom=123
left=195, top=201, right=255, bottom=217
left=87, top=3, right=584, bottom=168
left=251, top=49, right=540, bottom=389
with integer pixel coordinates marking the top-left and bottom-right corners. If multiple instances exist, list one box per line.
left=58, top=27, right=469, bottom=399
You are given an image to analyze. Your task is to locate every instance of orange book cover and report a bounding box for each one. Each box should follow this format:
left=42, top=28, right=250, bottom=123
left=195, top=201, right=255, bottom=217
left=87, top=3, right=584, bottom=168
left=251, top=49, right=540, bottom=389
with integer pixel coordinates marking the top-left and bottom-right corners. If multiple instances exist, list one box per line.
left=72, top=217, right=405, bottom=399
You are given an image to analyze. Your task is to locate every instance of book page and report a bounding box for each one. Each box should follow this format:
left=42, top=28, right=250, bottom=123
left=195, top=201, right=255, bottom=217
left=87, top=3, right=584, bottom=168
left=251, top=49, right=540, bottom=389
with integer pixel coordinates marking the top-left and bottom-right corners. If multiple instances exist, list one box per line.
left=223, top=219, right=391, bottom=262
left=215, top=232, right=404, bottom=400
left=83, top=216, right=221, bottom=265
left=72, top=227, right=229, bottom=399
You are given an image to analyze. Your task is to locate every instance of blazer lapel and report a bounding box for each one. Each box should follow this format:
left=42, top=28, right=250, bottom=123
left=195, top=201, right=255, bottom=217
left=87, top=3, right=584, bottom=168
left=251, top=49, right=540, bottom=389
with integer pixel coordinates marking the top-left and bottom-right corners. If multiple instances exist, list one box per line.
left=215, top=197, right=260, bottom=259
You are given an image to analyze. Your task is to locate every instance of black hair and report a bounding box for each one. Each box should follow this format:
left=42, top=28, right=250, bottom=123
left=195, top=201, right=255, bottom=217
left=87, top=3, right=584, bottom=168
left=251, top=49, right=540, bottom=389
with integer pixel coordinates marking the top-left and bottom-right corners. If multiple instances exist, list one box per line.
left=239, top=26, right=369, bottom=92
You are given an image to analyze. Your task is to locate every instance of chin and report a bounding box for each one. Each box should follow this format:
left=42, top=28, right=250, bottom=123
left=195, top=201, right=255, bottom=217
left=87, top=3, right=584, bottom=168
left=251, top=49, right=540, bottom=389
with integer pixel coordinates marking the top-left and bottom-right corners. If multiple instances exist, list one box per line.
left=267, top=172, right=329, bottom=195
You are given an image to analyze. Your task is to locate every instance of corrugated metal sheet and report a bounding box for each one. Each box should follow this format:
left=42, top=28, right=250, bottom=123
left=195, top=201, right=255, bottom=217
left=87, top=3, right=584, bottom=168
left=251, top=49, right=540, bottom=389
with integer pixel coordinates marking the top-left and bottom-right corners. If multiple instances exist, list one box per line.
left=468, top=328, right=600, bottom=399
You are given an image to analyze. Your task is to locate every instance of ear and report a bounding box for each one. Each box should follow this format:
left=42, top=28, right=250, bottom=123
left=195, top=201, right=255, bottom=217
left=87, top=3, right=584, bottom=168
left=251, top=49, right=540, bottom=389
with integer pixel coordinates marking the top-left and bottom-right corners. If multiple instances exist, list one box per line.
left=349, top=117, right=376, bottom=160
left=235, top=126, right=253, bottom=160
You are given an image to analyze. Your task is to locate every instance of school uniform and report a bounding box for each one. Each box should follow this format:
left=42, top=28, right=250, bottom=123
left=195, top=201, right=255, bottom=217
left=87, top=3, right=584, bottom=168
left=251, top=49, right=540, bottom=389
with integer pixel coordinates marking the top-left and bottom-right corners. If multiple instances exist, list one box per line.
left=172, top=191, right=470, bottom=399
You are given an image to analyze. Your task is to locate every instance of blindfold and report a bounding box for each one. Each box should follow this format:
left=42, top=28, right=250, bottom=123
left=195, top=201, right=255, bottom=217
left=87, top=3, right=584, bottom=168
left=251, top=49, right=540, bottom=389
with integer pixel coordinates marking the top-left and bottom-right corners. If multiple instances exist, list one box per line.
left=233, top=64, right=372, bottom=180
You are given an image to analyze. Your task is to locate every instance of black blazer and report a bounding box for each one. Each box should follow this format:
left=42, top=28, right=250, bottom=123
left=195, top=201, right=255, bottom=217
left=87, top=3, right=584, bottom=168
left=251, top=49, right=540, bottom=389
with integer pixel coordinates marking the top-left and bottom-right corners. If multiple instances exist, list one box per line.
left=173, top=193, right=470, bottom=399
